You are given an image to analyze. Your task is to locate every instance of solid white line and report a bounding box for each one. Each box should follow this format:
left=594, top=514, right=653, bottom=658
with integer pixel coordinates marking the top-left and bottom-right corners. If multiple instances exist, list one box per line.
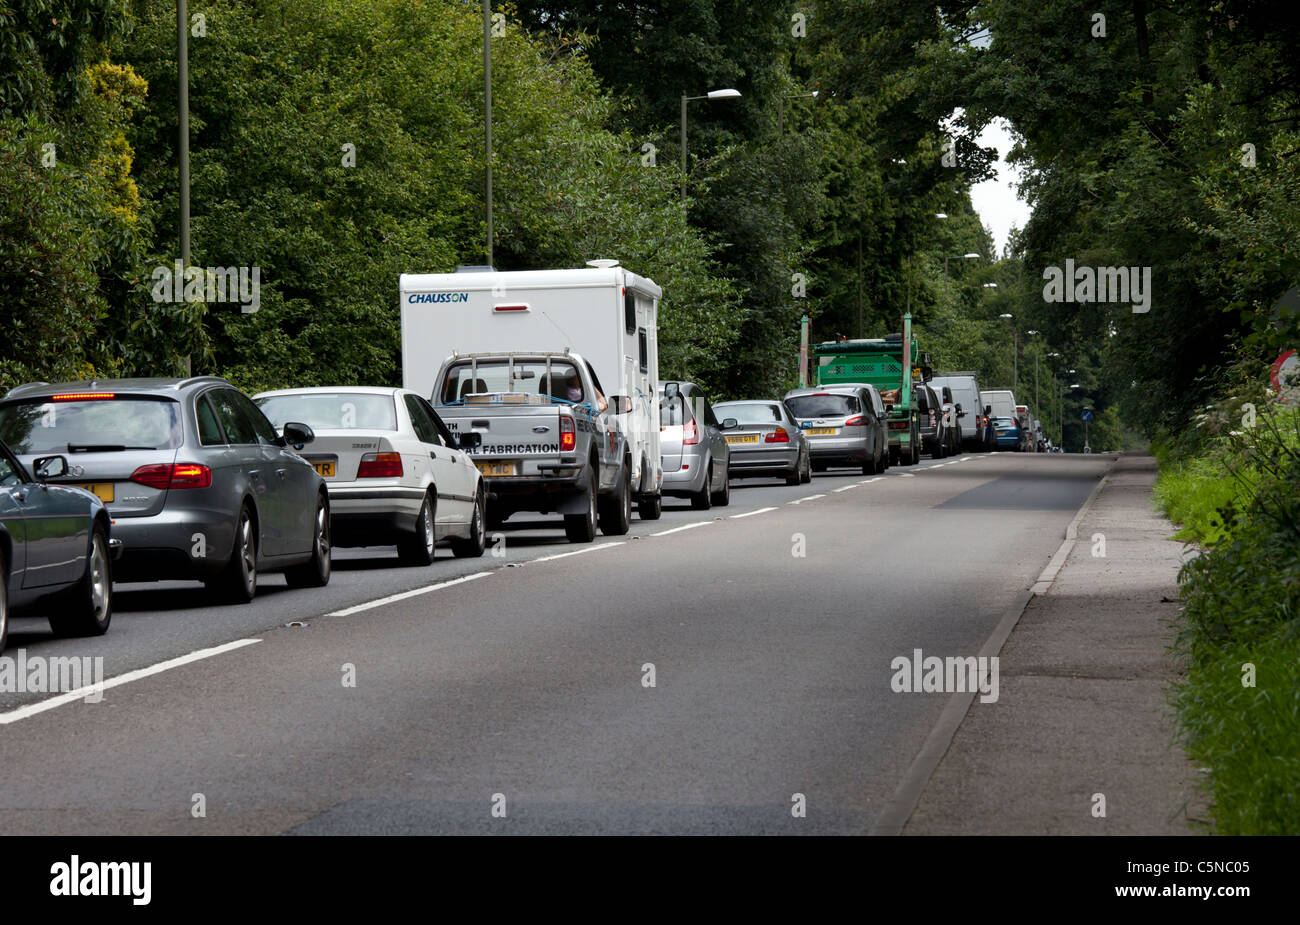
left=328, top=570, right=493, bottom=616
left=0, top=638, right=263, bottom=726
left=651, top=522, right=712, bottom=536
left=788, top=494, right=825, bottom=505
left=730, top=507, right=777, bottom=519
left=833, top=484, right=857, bottom=493
left=529, top=542, right=625, bottom=563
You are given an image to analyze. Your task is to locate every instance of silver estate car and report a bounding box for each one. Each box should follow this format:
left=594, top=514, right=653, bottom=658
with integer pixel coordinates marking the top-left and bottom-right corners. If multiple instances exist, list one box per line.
left=0, top=378, right=331, bottom=603
left=783, top=384, right=890, bottom=475
left=659, top=381, right=732, bottom=509
left=713, top=400, right=811, bottom=484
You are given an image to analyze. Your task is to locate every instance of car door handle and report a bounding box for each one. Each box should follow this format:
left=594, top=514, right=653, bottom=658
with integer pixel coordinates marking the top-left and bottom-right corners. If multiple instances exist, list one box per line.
left=12, top=489, right=25, bottom=503
left=430, top=451, right=438, bottom=460
left=276, top=469, right=288, bottom=479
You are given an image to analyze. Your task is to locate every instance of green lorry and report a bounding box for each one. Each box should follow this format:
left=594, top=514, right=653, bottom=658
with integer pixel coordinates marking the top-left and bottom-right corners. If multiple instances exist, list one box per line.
left=812, top=312, right=930, bottom=466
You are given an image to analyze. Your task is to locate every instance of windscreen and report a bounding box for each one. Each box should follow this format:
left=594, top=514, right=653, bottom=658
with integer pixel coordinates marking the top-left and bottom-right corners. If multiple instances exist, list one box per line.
left=257, top=393, right=397, bottom=431
left=786, top=394, right=860, bottom=418
left=0, top=396, right=182, bottom=453
left=439, top=360, right=582, bottom=404
left=718, top=403, right=781, bottom=425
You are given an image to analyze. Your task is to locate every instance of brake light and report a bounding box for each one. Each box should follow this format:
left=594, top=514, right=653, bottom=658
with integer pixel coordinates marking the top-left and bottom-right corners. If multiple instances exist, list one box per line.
left=130, top=463, right=212, bottom=490
left=765, top=428, right=790, bottom=443
left=682, top=417, right=700, bottom=446
left=844, top=415, right=866, bottom=426
left=559, top=414, right=576, bottom=452
left=52, top=392, right=115, bottom=401
left=357, top=452, right=403, bottom=478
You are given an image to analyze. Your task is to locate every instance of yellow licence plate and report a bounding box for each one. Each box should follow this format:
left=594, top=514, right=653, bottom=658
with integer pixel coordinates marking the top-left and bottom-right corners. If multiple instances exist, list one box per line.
left=72, top=482, right=115, bottom=503
left=807, top=427, right=838, bottom=436
left=312, top=461, right=336, bottom=477
left=476, top=461, right=518, bottom=477
left=725, top=434, right=759, bottom=444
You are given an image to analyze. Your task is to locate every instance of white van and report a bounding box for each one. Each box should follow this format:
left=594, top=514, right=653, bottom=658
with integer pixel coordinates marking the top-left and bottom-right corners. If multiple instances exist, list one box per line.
left=399, top=260, right=663, bottom=511
left=981, top=389, right=1018, bottom=423
left=930, top=372, right=992, bottom=451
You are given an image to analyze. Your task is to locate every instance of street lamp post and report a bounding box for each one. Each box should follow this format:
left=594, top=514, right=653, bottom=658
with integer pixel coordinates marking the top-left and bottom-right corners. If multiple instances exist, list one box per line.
left=777, top=90, right=818, bottom=135
left=681, top=88, right=742, bottom=203
left=178, top=0, right=191, bottom=375
left=1026, top=330, right=1041, bottom=415
left=483, top=0, right=493, bottom=267
left=999, top=313, right=1016, bottom=389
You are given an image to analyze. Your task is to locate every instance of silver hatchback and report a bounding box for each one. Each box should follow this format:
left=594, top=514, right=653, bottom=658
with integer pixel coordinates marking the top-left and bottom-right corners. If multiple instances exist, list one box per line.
left=783, top=384, right=889, bottom=475
left=0, top=377, right=331, bottom=603
left=659, top=381, right=732, bottom=509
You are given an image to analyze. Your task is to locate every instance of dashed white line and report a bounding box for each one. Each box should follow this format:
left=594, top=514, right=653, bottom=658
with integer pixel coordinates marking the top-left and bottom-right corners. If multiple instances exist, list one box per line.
left=328, top=570, right=493, bottom=616
left=859, top=477, right=884, bottom=484
left=651, top=521, right=713, bottom=536
left=788, top=493, right=825, bottom=505
left=833, top=484, right=857, bottom=493
left=730, top=506, right=777, bottom=519
left=0, top=638, right=263, bottom=726
left=899, top=473, right=914, bottom=478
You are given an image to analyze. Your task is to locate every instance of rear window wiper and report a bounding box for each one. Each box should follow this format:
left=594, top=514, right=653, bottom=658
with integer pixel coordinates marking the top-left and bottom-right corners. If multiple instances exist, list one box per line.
left=67, top=444, right=156, bottom=452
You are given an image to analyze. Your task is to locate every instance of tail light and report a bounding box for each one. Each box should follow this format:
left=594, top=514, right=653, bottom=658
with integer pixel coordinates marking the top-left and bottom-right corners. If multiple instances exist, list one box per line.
left=559, top=414, right=576, bottom=452
left=929, top=410, right=937, bottom=426
left=844, top=415, right=866, bottom=426
left=888, top=421, right=908, bottom=430
left=357, top=452, right=403, bottom=478
left=130, top=463, right=212, bottom=490
left=682, top=417, right=701, bottom=446
left=765, top=428, right=790, bottom=443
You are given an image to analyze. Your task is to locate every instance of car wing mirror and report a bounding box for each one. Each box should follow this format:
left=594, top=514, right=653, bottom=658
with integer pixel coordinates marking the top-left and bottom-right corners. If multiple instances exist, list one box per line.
left=608, top=395, right=632, bottom=414
left=33, top=454, right=68, bottom=481
left=457, top=431, right=483, bottom=450
left=281, top=421, right=315, bottom=449
left=663, top=382, right=680, bottom=400
left=721, top=417, right=738, bottom=430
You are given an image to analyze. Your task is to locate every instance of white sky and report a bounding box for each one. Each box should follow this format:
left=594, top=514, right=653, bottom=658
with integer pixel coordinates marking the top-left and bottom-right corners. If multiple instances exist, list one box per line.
left=969, top=116, right=1030, bottom=257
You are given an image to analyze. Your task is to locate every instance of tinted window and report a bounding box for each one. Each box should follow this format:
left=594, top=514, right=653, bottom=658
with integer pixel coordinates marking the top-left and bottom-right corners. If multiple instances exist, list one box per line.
left=196, top=395, right=226, bottom=446
left=0, top=396, right=182, bottom=454
left=718, top=403, right=781, bottom=424
left=210, top=390, right=258, bottom=445
left=786, top=394, right=860, bottom=418
left=231, top=392, right=280, bottom=446
left=638, top=328, right=648, bottom=372
left=624, top=291, right=637, bottom=334
left=258, top=392, right=397, bottom=431
left=660, top=394, right=688, bottom=427
left=0, top=449, right=21, bottom=487
left=439, top=360, right=582, bottom=404
left=403, top=394, right=442, bottom=445
left=703, top=400, right=719, bottom=428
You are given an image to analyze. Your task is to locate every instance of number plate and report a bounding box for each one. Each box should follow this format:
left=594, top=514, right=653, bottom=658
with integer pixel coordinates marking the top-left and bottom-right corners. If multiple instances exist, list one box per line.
left=476, top=461, right=518, bottom=477
left=312, top=461, right=336, bottom=477
left=72, top=483, right=115, bottom=503
left=807, top=427, right=838, bottom=436
left=725, top=434, right=759, bottom=444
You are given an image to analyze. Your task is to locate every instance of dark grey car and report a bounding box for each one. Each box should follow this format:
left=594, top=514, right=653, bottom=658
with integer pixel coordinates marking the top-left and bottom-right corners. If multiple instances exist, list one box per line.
left=713, top=400, right=811, bottom=485
left=0, top=378, right=331, bottom=603
left=783, top=384, right=889, bottom=475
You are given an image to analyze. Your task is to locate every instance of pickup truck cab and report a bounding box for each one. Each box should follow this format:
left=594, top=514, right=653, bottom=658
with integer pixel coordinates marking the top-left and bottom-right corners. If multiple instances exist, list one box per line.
left=432, top=350, right=632, bottom=542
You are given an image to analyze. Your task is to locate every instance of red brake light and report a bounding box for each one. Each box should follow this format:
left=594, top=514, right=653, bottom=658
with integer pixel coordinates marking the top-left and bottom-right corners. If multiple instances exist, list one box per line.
left=52, top=392, right=115, bottom=401
left=130, top=463, right=211, bottom=490
left=357, top=452, right=403, bottom=478
left=765, top=428, right=790, bottom=443
left=682, top=417, right=701, bottom=446
left=844, top=415, right=866, bottom=426
left=559, top=414, right=576, bottom=452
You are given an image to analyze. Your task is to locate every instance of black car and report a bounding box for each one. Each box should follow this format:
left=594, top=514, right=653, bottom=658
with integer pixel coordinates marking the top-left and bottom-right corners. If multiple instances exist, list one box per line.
left=0, top=440, right=116, bottom=652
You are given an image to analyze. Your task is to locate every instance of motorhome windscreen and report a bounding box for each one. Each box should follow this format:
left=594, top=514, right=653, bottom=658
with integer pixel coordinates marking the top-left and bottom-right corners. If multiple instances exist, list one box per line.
left=439, top=360, right=582, bottom=404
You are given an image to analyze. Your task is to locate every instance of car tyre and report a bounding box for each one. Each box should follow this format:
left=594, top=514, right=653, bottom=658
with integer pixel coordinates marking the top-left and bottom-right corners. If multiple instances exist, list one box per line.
left=690, top=464, right=713, bottom=510
left=398, top=492, right=437, bottom=566
left=50, top=523, right=113, bottom=637
left=564, top=466, right=598, bottom=543
left=637, top=492, right=662, bottom=520
left=0, top=548, right=9, bottom=654
left=713, top=467, right=732, bottom=505
left=599, top=464, right=633, bottom=535
left=286, top=494, right=332, bottom=588
left=208, top=505, right=258, bottom=604
left=452, top=489, right=488, bottom=558
left=800, top=447, right=812, bottom=483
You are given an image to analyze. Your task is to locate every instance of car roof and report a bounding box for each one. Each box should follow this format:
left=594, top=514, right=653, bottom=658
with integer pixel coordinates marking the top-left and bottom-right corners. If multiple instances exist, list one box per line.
left=3, top=376, right=231, bottom=400
left=714, top=399, right=779, bottom=406
left=785, top=385, right=869, bottom=396
left=253, top=386, right=405, bottom=398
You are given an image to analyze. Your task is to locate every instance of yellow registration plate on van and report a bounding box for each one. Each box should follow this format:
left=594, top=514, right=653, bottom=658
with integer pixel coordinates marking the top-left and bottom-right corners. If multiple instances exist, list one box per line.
left=72, top=483, right=115, bottom=503
left=477, top=461, right=517, bottom=477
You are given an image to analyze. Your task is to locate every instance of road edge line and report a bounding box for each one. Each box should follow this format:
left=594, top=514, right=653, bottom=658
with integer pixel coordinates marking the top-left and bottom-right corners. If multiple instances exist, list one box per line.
left=868, top=457, right=1117, bottom=836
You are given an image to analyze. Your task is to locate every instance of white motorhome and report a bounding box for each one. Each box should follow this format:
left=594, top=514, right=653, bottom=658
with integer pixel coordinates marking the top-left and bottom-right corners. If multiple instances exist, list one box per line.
left=399, top=261, right=663, bottom=513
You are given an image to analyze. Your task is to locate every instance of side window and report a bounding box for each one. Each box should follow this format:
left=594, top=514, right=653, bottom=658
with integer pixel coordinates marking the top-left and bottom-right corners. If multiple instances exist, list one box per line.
left=210, top=389, right=257, bottom=445
left=231, top=392, right=280, bottom=446
left=404, top=394, right=442, bottom=445
left=0, top=450, right=21, bottom=487
left=421, top=398, right=457, bottom=447
left=638, top=328, right=648, bottom=373
left=195, top=394, right=226, bottom=446
left=703, top=399, right=719, bottom=428
left=584, top=361, right=606, bottom=398
left=624, top=291, right=637, bottom=334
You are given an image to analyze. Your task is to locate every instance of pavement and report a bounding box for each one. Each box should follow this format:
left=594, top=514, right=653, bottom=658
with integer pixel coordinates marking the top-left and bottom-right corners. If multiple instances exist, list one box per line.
left=904, top=452, right=1210, bottom=835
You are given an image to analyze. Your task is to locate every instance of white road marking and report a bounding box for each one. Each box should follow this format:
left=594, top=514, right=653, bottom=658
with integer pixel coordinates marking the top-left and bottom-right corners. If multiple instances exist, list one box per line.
left=651, top=522, right=712, bottom=536
left=899, top=473, right=914, bottom=478
left=788, top=494, right=825, bottom=504
left=530, top=542, right=625, bottom=562
left=730, top=507, right=777, bottom=519
left=833, top=485, right=857, bottom=493
left=0, top=638, right=263, bottom=726
left=859, top=477, right=884, bottom=484
left=328, top=570, right=493, bottom=616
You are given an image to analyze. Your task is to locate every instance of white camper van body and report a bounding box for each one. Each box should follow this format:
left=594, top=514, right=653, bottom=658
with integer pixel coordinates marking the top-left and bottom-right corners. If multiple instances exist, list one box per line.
left=399, top=264, right=663, bottom=499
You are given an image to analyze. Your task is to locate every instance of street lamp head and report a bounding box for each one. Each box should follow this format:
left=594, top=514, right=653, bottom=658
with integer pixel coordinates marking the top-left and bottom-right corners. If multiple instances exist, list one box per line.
left=963, top=253, right=980, bottom=259
left=999, top=312, right=1013, bottom=318
left=984, top=283, right=999, bottom=289
left=707, top=88, right=742, bottom=100
left=1070, top=383, right=1081, bottom=388
left=1027, top=329, right=1040, bottom=335
left=935, top=213, right=948, bottom=219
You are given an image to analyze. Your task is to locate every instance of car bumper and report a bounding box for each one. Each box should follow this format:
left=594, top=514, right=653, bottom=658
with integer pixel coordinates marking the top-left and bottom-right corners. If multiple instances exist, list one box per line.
left=806, top=435, right=869, bottom=462
left=109, top=508, right=236, bottom=581
left=727, top=446, right=799, bottom=473
left=326, top=484, right=427, bottom=545
left=662, top=463, right=707, bottom=495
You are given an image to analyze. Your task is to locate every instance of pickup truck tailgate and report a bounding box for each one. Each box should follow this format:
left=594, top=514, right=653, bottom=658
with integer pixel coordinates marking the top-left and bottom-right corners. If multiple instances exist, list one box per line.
left=440, top=403, right=574, bottom=477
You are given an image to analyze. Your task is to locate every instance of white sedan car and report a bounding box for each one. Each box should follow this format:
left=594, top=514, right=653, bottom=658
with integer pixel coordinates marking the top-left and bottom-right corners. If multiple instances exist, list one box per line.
left=254, top=387, right=486, bottom=564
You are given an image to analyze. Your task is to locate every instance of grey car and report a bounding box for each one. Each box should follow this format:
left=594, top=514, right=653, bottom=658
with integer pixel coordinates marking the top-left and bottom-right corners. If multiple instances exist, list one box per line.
left=659, top=381, right=732, bottom=509
left=0, top=439, right=116, bottom=651
left=783, top=384, right=889, bottom=475
left=713, top=400, right=811, bottom=485
left=0, top=378, right=331, bottom=603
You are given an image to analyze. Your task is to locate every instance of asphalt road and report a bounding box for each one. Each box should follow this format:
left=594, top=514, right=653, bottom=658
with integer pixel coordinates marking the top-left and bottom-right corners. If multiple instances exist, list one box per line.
left=0, top=451, right=1110, bottom=834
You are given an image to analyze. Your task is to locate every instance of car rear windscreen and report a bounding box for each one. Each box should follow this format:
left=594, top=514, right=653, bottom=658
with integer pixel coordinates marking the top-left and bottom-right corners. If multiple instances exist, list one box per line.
left=718, top=403, right=781, bottom=424
left=257, top=393, right=397, bottom=431
left=439, top=360, right=583, bottom=404
left=0, top=396, right=183, bottom=453
left=659, top=394, right=692, bottom=427
left=786, top=394, right=859, bottom=418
